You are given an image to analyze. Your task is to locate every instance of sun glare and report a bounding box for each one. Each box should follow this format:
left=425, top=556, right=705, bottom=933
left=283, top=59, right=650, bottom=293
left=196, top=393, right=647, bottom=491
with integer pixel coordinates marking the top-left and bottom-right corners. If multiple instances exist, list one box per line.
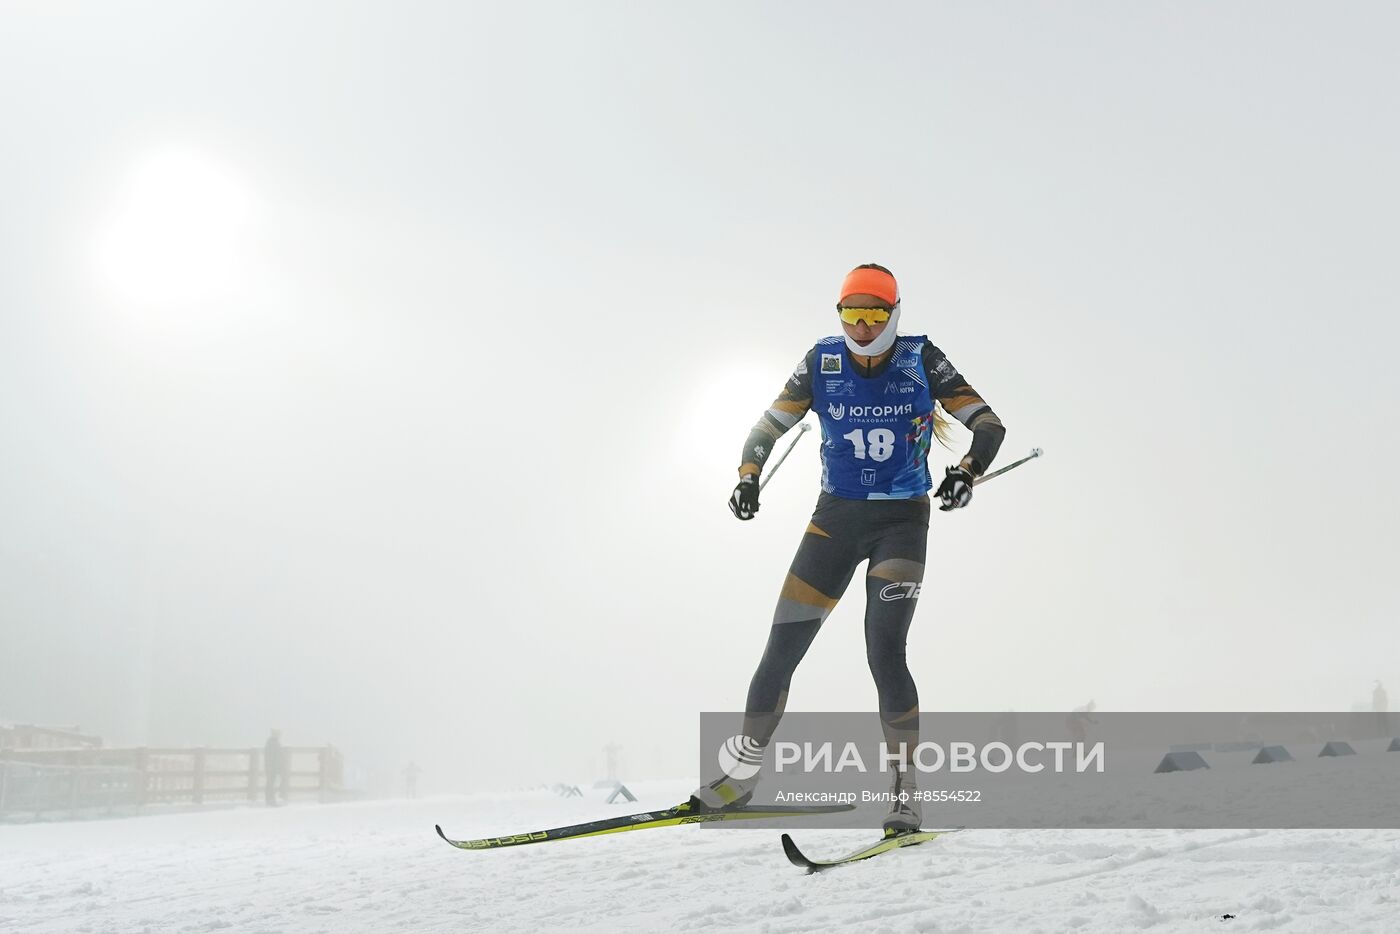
left=92, top=147, right=257, bottom=309
left=676, top=362, right=792, bottom=476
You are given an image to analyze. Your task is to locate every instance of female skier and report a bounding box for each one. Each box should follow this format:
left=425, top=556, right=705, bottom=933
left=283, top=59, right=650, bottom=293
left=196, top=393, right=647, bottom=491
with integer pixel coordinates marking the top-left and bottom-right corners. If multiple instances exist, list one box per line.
left=692, top=263, right=1005, bottom=833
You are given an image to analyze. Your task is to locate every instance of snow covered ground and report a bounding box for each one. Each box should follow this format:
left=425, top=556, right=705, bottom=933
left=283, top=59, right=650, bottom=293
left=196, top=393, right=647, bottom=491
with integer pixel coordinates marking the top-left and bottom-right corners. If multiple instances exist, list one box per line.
left=2, top=779, right=1397, bottom=933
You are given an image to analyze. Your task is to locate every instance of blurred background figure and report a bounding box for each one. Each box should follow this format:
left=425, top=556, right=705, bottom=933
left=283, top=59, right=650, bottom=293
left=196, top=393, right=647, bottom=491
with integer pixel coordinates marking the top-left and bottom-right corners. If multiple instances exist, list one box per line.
left=403, top=761, right=422, bottom=799
left=993, top=710, right=1020, bottom=749
left=1068, top=700, right=1099, bottom=745
left=1373, top=681, right=1389, bottom=737
left=264, top=729, right=284, bottom=806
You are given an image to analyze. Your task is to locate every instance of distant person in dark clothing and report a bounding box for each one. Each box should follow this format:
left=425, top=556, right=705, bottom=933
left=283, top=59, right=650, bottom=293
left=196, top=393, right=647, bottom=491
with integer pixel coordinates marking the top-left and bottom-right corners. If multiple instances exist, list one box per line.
left=1068, top=700, right=1098, bottom=745
left=264, top=729, right=284, bottom=806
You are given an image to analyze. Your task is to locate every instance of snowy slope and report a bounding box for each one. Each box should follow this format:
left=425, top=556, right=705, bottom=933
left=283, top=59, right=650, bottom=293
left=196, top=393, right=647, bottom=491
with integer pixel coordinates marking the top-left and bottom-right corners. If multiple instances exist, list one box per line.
left=2, top=780, right=1397, bottom=933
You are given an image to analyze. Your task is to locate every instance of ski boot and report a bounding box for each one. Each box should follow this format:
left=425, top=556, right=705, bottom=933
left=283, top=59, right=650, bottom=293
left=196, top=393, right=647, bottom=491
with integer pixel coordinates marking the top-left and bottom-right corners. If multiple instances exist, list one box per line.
left=882, top=766, right=922, bottom=835
left=688, top=772, right=761, bottom=812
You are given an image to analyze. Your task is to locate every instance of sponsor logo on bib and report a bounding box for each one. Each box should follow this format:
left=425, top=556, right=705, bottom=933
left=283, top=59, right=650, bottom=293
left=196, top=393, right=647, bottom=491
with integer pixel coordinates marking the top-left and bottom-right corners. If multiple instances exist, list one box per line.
left=826, top=379, right=855, bottom=396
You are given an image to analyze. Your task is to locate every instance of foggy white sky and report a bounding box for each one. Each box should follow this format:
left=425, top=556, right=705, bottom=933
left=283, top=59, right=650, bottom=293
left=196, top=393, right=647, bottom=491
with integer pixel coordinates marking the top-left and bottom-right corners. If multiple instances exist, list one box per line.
left=2, top=1, right=1398, bottom=790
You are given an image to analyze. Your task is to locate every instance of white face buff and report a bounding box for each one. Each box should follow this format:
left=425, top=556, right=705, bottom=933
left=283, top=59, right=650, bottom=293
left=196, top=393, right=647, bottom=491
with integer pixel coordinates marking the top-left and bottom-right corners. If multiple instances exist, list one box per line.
left=843, top=302, right=901, bottom=357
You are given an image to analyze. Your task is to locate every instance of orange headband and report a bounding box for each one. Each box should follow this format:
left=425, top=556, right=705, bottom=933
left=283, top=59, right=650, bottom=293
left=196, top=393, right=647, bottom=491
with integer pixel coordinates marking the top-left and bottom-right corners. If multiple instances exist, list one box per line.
left=839, top=267, right=899, bottom=306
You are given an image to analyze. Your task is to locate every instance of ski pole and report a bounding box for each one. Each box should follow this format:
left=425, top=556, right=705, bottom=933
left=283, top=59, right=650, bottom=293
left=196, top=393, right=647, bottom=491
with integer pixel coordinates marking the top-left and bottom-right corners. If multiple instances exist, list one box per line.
left=759, top=422, right=812, bottom=492
left=972, top=447, right=1042, bottom=486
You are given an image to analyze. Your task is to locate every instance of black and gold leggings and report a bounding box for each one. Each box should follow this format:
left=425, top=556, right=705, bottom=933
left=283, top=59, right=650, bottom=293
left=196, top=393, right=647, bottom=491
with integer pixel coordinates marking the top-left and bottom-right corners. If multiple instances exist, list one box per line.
left=742, top=492, right=930, bottom=751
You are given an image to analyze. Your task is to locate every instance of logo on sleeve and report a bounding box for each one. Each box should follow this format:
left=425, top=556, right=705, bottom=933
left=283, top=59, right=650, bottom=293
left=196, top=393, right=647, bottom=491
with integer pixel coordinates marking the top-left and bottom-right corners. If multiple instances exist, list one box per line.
left=820, top=353, right=843, bottom=374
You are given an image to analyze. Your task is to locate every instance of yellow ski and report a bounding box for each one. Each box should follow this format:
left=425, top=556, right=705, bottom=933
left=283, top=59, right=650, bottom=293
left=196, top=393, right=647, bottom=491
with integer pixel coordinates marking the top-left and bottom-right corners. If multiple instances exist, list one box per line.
left=436, top=800, right=855, bottom=850
left=781, top=828, right=960, bottom=872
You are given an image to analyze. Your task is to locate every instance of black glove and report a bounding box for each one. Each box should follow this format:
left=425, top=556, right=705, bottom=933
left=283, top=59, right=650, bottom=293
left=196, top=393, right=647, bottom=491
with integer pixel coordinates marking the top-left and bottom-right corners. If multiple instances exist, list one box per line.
left=936, top=465, right=974, bottom=512
left=728, top=475, right=760, bottom=520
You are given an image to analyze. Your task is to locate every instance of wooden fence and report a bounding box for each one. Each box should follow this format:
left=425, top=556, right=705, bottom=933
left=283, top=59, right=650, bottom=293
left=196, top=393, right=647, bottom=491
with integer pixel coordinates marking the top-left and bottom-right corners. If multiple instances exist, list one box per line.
left=0, top=746, right=343, bottom=820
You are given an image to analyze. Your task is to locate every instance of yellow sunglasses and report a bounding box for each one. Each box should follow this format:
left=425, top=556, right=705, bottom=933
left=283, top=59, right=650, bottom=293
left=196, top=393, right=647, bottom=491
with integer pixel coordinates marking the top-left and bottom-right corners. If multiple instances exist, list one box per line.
left=837, top=305, right=892, bottom=326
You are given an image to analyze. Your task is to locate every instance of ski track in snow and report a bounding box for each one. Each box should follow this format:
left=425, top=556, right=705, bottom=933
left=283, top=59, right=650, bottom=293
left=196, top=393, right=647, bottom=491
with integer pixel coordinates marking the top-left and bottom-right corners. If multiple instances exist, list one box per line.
left=1, top=780, right=1397, bottom=933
